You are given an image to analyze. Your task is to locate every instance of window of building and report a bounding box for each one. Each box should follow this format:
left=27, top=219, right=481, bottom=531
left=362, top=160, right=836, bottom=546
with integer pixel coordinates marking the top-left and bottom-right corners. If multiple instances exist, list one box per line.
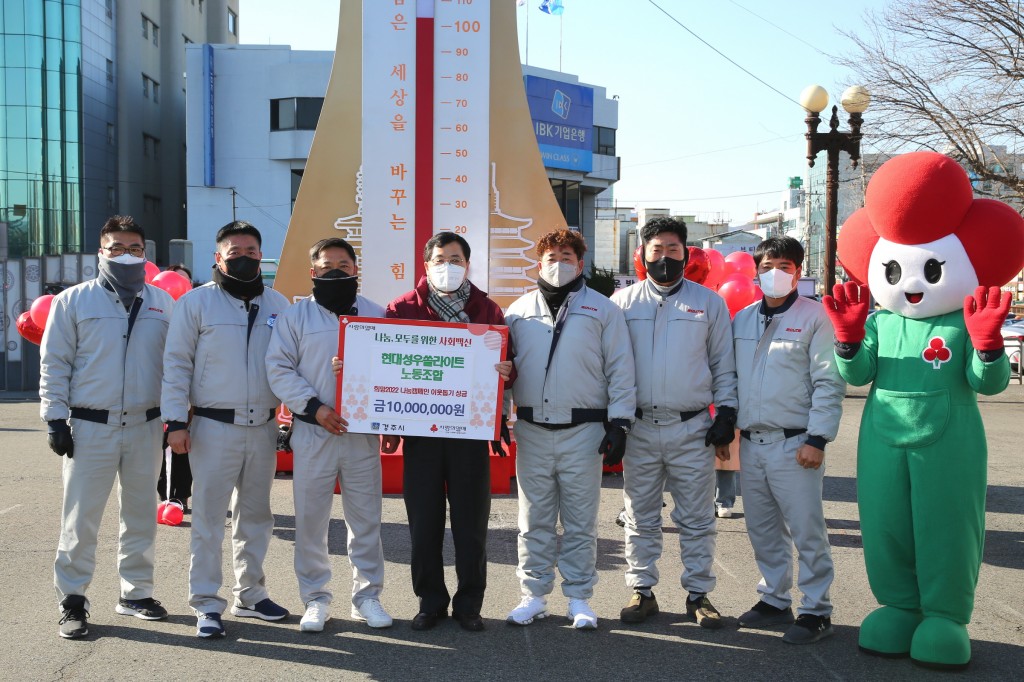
left=270, top=98, right=325, bottom=131
left=228, top=9, right=238, bottom=35
left=142, top=15, right=159, bottom=45
left=291, top=169, right=304, bottom=211
left=143, top=75, right=160, bottom=102
left=107, top=123, right=114, bottom=144
left=106, top=59, right=114, bottom=82
left=142, top=133, right=160, bottom=160
left=549, top=180, right=581, bottom=229
left=594, top=126, right=616, bottom=156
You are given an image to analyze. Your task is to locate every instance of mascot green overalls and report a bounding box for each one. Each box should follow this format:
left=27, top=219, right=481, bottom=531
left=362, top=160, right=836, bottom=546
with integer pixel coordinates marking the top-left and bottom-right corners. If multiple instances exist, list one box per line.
left=822, top=152, right=1024, bottom=670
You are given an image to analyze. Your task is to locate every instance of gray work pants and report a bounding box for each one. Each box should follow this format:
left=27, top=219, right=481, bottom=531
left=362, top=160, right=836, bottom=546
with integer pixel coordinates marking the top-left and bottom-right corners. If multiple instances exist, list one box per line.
left=622, top=414, right=718, bottom=596
left=291, top=421, right=384, bottom=608
left=514, top=421, right=605, bottom=600
left=54, top=418, right=162, bottom=606
left=187, top=417, right=277, bottom=615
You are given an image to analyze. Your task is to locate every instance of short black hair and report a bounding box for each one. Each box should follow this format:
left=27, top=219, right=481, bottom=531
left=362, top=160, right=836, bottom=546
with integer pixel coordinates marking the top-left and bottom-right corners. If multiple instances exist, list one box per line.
left=639, top=216, right=687, bottom=245
left=754, top=236, right=804, bottom=268
left=215, top=220, right=262, bottom=247
left=99, top=215, right=145, bottom=242
left=309, top=237, right=356, bottom=263
left=166, top=263, right=192, bottom=279
left=423, top=232, right=470, bottom=262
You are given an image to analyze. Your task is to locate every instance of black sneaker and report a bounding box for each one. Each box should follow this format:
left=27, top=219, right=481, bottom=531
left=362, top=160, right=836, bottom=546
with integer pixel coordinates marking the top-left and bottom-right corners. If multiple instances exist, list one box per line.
left=738, top=600, right=795, bottom=628
left=116, top=597, right=169, bottom=620
left=783, top=614, right=834, bottom=644
left=686, top=594, right=723, bottom=629
left=620, top=590, right=660, bottom=623
left=59, top=595, right=89, bottom=639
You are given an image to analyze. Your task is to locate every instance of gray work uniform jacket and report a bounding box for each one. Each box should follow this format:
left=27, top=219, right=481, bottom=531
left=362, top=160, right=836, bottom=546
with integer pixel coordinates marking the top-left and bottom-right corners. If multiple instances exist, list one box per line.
left=732, top=294, right=844, bottom=440
left=611, top=278, right=737, bottom=424
left=40, top=279, right=174, bottom=424
left=265, top=294, right=385, bottom=417
left=505, top=284, right=636, bottom=425
left=161, top=282, right=289, bottom=426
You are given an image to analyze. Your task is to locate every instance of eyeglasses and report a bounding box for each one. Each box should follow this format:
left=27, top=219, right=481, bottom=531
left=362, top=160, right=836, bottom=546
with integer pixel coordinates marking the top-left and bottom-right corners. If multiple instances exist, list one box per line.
left=102, top=245, right=146, bottom=257
left=429, top=257, right=466, bottom=267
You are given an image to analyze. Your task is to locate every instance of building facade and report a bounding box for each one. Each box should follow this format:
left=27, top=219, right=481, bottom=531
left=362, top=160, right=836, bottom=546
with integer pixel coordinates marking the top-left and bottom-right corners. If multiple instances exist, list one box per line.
left=0, top=0, right=238, bottom=261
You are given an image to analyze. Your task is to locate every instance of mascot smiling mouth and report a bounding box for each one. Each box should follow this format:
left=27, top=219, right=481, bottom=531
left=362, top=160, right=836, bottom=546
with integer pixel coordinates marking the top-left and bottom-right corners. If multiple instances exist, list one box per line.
left=906, top=292, right=924, bottom=304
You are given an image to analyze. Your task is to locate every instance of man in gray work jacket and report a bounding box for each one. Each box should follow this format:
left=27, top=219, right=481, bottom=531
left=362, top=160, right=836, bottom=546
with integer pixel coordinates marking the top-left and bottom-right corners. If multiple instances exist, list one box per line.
left=504, top=228, right=636, bottom=630
left=40, top=215, right=174, bottom=639
left=611, top=216, right=738, bottom=630
left=732, top=236, right=844, bottom=645
left=162, top=221, right=290, bottom=638
left=265, top=237, right=393, bottom=633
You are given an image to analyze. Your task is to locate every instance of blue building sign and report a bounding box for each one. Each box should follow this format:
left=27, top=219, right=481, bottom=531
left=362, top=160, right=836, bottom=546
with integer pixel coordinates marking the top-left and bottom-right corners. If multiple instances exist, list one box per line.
left=525, top=75, right=594, bottom=172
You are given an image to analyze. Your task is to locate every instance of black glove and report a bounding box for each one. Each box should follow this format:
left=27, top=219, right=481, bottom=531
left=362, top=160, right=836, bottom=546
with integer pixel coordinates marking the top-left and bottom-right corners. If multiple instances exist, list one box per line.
left=47, top=419, right=74, bottom=458
left=490, top=418, right=511, bottom=457
left=277, top=424, right=293, bottom=453
left=599, top=421, right=628, bottom=467
left=704, top=406, right=737, bottom=447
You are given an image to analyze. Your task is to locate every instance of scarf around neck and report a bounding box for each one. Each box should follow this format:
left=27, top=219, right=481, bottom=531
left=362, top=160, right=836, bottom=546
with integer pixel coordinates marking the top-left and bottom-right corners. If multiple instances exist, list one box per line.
left=427, top=279, right=471, bottom=323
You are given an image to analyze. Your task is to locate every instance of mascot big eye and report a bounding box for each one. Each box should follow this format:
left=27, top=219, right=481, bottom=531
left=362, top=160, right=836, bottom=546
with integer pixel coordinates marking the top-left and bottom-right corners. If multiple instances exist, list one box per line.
left=823, top=151, right=1024, bottom=670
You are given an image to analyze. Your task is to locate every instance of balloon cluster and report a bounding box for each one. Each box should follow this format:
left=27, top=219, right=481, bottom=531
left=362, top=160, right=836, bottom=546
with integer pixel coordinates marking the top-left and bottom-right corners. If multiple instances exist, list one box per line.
left=16, top=263, right=192, bottom=346
left=633, top=243, right=761, bottom=318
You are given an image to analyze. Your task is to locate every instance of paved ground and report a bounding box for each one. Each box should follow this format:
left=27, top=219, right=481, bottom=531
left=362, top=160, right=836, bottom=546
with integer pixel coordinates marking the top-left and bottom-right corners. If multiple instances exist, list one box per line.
left=1, top=384, right=1022, bottom=681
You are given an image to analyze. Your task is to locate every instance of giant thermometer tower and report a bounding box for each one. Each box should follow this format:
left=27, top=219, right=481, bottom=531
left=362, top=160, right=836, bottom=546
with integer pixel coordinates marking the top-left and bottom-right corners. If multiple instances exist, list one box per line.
left=274, top=0, right=568, bottom=310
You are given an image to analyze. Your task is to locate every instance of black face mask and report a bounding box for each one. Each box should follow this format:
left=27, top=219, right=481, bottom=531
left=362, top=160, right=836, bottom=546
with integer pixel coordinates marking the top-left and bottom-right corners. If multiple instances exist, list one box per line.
left=223, top=256, right=261, bottom=281
left=312, top=269, right=359, bottom=317
left=212, top=257, right=264, bottom=301
left=645, top=256, right=686, bottom=284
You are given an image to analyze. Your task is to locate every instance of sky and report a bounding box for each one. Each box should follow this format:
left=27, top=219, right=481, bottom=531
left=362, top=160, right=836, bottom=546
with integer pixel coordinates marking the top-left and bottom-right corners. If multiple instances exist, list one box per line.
left=239, top=0, right=890, bottom=226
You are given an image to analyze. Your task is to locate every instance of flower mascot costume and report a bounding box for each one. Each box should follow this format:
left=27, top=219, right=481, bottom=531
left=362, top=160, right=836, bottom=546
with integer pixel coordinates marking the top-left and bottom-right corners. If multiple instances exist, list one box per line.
left=823, top=151, right=1024, bottom=669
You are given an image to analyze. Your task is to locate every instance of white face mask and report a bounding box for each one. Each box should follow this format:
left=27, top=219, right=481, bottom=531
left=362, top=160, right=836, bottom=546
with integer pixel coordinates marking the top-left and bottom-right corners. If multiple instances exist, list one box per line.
left=103, top=254, right=146, bottom=266
left=428, top=262, right=466, bottom=293
left=758, top=268, right=796, bottom=299
left=539, top=261, right=579, bottom=287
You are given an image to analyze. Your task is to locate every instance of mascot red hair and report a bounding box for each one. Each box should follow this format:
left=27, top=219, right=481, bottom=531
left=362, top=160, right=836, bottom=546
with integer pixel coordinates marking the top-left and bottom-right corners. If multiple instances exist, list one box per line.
left=823, top=151, right=1024, bottom=669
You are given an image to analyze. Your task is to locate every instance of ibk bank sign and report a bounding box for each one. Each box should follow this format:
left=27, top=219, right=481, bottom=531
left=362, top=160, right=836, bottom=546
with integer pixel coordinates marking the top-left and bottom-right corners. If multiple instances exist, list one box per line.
left=525, top=75, right=594, bottom=172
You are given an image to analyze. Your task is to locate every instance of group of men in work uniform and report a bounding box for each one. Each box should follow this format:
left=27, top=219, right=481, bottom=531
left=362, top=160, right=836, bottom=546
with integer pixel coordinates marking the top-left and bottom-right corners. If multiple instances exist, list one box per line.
left=40, top=214, right=843, bottom=647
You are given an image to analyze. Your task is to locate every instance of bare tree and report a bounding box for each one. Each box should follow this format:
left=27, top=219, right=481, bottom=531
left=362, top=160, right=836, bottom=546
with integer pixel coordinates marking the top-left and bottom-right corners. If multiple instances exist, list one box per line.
left=838, top=0, right=1024, bottom=206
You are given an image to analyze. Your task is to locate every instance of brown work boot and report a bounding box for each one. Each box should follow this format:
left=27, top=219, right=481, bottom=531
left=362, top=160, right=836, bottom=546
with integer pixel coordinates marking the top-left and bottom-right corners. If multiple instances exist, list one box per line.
left=620, top=590, right=660, bottom=624
left=686, top=594, right=723, bottom=630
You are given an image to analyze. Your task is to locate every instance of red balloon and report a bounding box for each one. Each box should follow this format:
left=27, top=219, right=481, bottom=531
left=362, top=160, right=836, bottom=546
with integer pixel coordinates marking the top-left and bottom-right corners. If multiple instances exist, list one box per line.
left=633, top=244, right=646, bottom=280
left=718, top=273, right=758, bottom=317
left=684, top=247, right=710, bottom=285
left=704, top=249, right=727, bottom=290
left=151, top=270, right=192, bottom=300
left=144, top=260, right=160, bottom=284
left=724, top=251, right=757, bottom=280
left=16, top=311, right=44, bottom=345
left=29, top=294, right=55, bottom=330
left=158, top=500, right=184, bottom=526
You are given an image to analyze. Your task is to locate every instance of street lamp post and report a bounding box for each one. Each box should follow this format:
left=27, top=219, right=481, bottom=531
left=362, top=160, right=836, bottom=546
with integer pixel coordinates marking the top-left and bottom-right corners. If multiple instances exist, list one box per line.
left=800, top=84, right=870, bottom=296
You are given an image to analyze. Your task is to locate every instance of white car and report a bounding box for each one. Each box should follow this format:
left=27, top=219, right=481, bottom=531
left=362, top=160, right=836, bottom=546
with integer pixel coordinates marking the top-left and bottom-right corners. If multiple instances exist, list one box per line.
left=1001, top=318, right=1024, bottom=371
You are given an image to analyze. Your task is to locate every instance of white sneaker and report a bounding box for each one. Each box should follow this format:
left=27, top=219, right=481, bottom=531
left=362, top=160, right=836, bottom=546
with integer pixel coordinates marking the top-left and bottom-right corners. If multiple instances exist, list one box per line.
left=506, top=596, right=548, bottom=625
left=300, top=601, right=331, bottom=632
left=351, top=598, right=393, bottom=628
left=568, top=599, right=598, bottom=629
left=716, top=505, right=733, bottom=518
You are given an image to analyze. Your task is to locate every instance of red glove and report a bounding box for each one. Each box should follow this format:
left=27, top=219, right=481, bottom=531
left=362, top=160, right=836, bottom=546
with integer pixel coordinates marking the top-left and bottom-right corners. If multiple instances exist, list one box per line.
left=822, top=282, right=870, bottom=344
left=964, top=286, right=1011, bottom=352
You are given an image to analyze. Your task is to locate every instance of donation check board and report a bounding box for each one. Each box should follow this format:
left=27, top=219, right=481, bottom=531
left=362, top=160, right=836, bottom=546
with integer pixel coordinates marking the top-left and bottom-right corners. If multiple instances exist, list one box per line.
left=336, top=317, right=508, bottom=440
